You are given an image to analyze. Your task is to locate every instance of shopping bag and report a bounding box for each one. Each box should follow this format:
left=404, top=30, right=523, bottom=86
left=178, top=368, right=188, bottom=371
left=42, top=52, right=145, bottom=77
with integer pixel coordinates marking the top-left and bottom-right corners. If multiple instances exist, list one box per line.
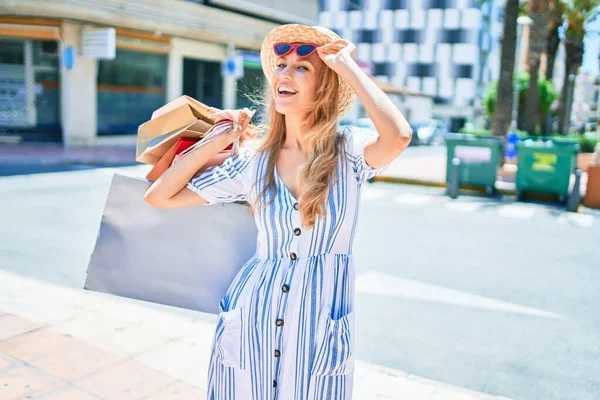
left=84, top=173, right=258, bottom=315
left=136, top=95, right=216, bottom=165
left=143, top=119, right=243, bottom=182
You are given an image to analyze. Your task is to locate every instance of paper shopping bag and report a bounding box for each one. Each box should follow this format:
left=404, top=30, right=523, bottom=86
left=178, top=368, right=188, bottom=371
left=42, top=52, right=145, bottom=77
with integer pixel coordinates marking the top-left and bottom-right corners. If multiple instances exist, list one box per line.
left=145, top=137, right=234, bottom=182
left=84, top=173, right=258, bottom=315
left=136, top=96, right=215, bottom=165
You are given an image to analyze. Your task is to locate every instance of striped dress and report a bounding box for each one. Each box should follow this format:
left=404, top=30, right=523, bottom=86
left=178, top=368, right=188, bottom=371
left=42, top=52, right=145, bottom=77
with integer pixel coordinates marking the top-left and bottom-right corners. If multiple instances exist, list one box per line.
left=186, top=126, right=390, bottom=400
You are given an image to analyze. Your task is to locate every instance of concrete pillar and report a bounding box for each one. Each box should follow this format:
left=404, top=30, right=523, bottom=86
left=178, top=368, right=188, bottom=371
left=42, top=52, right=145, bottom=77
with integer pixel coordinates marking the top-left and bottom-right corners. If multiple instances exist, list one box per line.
left=223, top=75, right=237, bottom=109
left=60, top=21, right=98, bottom=147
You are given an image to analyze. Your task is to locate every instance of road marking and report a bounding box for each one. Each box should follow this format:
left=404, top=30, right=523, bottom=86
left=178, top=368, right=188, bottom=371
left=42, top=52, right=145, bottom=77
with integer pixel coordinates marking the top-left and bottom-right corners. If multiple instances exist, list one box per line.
left=558, top=213, right=595, bottom=228
left=393, top=193, right=434, bottom=205
left=356, top=271, right=564, bottom=320
left=498, top=205, right=536, bottom=220
left=444, top=202, right=483, bottom=213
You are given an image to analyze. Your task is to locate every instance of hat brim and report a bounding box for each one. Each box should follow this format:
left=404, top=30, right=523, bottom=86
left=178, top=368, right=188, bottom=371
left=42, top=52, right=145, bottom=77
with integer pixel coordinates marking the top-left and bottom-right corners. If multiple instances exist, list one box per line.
left=260, top=24, right=354, bottom=117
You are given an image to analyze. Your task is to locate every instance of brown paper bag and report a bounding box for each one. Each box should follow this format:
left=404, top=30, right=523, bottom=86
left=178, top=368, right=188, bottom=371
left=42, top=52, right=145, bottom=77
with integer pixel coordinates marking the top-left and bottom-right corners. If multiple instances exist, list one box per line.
left=136, top=96, right=216, bottom=165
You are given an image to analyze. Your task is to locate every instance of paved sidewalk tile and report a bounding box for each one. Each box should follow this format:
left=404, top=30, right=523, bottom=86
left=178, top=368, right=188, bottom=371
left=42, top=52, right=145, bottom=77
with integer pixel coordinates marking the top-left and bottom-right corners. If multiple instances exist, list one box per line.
left=0, top=362, right=64, bottom=400
left=0, top=328, right=77, bottom=361
left=134, top=340, right=207, bottom=388
left=36, top=385, right=101, bottom=399
left=0, top=314, right=43, bottom=341
left=138, top=380, right=207, bottom=399
left=29, top=339, right=125, bottom=381
left=87, top=322, right=171, bottom=357
left=75, top=360, right=176, bottom=400
left=0, top=269, right=512, bottom=400
left=50, top=311, right=133, bottom=341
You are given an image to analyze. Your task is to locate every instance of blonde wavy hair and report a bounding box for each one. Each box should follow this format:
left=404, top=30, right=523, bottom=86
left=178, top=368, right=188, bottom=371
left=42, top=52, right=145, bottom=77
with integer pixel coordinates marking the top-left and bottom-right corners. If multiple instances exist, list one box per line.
left=247, top=61, right=345, bottom=229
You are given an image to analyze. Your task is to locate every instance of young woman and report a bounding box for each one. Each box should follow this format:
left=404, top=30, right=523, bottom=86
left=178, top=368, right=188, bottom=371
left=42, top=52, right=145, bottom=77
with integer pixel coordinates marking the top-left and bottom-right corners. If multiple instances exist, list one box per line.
left=145, top=24, right=412, bottom=400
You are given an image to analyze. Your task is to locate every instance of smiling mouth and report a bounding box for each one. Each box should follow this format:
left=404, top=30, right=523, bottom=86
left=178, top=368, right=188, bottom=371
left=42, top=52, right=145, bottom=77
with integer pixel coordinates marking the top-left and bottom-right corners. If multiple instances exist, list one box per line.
left=277, top=85, right=298, bottom=97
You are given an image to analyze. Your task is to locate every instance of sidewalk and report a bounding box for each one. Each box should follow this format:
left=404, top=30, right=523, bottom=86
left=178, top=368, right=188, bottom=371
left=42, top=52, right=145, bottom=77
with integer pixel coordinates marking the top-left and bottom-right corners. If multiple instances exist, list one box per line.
left=373, top=146, right=589, bottom=198
left=0, top=269, right=511, bottom=400
left=0, top=143, right=137, bottom=167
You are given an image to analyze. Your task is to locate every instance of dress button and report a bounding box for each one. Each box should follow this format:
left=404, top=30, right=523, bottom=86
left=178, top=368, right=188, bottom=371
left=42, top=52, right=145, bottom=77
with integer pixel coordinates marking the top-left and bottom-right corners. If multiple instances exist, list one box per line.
left=275, top=319, right=284, bottom=327
left=293, top=228, right=301, bottom=236
left=274, top=349, right=281, bottom=357
left=293, top=202, right=299, bottom=210
left=281, top=284, right=290, bottom=293
left=290, top=252, right=297, bottom=260
left=273, top=379, right=277, bottom=388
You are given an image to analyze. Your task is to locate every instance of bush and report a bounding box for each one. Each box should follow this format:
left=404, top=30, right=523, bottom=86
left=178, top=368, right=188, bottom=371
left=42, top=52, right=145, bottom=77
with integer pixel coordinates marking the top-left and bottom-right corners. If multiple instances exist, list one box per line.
left=483, top=72, right=558, bottom=135
left=578, top=135, right=598, bottom=153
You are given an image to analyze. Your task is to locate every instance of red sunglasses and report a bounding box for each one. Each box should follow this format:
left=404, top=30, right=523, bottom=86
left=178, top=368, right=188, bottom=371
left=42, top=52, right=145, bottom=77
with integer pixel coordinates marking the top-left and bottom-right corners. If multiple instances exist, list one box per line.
left=272, top=42, right=321, bottom=58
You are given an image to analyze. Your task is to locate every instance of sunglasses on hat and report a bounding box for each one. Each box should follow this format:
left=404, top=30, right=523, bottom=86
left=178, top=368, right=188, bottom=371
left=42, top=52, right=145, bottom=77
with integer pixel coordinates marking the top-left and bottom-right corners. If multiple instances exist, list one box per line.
left=273, top=43, right=320, bottom=58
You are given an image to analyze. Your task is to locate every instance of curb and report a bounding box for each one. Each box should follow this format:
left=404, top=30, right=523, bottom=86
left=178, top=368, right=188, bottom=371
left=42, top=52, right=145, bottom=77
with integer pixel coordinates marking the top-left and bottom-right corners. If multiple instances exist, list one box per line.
left=371, top=175, right=518, bottom=196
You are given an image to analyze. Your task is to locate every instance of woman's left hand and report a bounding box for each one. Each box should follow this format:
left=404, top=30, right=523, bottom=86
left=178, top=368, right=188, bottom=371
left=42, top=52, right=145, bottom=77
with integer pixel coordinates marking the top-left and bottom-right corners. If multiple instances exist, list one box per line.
left=316, top=39, right=357, bottom=75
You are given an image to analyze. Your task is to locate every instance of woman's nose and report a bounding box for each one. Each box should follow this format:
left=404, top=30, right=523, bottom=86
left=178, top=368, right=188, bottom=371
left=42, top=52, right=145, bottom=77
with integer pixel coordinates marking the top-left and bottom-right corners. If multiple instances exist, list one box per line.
left=280, top=65, right=293, bottom=78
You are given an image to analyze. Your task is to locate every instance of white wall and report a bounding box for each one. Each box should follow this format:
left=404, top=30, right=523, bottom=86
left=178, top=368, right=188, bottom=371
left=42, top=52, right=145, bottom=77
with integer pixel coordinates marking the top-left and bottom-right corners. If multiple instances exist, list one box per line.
left=167, top=37, right=227, bottom=102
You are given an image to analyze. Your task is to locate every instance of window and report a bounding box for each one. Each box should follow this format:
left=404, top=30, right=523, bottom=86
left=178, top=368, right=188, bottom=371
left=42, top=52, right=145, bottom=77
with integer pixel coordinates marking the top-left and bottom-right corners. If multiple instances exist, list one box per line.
left=453, top=64, right=473, bottom=79
left=97, top=49, right=167, bottom=135
left=427, top=0, right=456, bottom=9
left=433, top=95, right=451, bottom=104
left=373, top=62, right=393, bottom=76
left=408, top=63, right=437, bottom=78
left=384, top=0, right=408, bottom=9
left=345, top=0, right=365, bottom=11
left=438, top=29, right=471, bottom=44
left=396, top=29, right=422, bottom=44
left=359, top=29, right=379, bottom=43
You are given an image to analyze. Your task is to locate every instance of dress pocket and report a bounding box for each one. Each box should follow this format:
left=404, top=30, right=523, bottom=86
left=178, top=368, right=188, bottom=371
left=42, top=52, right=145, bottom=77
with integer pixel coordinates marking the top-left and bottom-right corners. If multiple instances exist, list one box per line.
left=311, top=309, right=355, bottom=376
left=215, top=306, right=246, bottom=369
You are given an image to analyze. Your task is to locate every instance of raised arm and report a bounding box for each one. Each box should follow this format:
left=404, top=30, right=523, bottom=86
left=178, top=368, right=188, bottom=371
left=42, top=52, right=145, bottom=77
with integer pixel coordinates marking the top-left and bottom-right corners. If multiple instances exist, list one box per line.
left=317, top=40, right=412, bottom=169
left=144, top=109, right=253, bottom=209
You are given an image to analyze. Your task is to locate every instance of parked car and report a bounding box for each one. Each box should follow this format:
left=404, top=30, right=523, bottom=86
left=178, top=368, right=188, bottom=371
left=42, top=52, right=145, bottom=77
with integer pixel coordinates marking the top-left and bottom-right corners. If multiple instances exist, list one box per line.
left=346, top=118, right=449, bottom=146
left=409, top=120, right=448, bottom=146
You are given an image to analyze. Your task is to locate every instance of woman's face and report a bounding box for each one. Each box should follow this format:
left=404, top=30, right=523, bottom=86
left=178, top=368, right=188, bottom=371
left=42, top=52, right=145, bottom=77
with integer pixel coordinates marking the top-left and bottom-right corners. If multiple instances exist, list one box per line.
left=271, top=44, right=324, bottom=116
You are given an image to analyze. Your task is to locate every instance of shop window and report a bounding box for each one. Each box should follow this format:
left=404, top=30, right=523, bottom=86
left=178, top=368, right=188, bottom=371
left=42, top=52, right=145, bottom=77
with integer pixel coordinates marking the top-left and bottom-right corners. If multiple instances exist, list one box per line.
left=97, top=49, right=167, bottom=135
left=0, top=39, right=61, bottom=140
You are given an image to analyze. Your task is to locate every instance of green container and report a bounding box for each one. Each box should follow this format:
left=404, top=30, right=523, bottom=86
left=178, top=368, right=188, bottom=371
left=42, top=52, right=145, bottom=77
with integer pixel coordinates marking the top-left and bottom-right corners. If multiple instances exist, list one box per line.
left=445, top=133, right=504, bottom=195
left=516, top=140, right=579, bottom=202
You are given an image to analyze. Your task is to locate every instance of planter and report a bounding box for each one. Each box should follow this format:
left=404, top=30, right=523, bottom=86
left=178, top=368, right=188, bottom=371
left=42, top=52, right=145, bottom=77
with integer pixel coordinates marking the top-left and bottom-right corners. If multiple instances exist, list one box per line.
left=577, top=153, right=596, bottom=172
left=583, top=164, right=600, bottom=209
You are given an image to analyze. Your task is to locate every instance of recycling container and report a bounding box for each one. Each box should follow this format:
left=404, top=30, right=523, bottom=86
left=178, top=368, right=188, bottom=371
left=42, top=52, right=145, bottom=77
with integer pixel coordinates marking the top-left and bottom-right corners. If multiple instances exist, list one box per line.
left=445, top=133, right=504, bottom=195
left=515, top=140, right=579, bottom=203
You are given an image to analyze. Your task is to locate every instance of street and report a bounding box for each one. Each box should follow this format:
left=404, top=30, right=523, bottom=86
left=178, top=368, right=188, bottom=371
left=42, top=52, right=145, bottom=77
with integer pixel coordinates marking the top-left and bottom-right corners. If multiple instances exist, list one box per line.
left=1, top=165, right=599, bottom=400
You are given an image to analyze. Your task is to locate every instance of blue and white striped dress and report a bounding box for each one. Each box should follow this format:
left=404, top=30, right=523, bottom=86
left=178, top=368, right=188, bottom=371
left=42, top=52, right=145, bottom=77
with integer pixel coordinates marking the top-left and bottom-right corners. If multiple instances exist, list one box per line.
left=186, top=126, right=390, bottom=400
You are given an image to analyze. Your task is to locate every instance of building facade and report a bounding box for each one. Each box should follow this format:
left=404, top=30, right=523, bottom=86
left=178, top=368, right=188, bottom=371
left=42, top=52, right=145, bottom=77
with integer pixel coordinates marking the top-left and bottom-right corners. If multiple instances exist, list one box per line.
left=319, top=0, right=503, bottom=131
left=1, top=0, right=318, bottom=146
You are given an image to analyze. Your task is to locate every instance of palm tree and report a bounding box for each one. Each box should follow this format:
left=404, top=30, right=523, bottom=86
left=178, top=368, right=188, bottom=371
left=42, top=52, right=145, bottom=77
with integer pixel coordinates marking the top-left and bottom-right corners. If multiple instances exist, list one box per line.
left=545, top=0, right=567, bottom=82
left=524, top=0, right=554, bottom=135
left=557, top=0, right=600, bottom=134
left=491, top=0, right=521, bottom=137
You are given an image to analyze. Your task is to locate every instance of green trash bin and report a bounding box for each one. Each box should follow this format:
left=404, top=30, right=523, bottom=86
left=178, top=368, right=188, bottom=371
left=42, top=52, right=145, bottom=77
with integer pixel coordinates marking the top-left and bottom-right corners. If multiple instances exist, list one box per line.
left=445, top=133, right=504, bottom=195
left=515, top=139, right=579, bottom=203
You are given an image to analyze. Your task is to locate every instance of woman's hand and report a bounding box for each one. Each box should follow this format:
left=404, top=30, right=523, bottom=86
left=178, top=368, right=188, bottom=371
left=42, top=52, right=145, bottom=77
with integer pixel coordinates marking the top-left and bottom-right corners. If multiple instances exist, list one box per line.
left=316, top=39, right=357, bottom=76
left=217, top=108, right=256, bottom=143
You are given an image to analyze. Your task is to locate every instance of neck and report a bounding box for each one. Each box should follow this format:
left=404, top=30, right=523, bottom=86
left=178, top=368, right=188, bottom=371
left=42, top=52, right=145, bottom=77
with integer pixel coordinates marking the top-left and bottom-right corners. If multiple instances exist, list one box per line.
left=283, top=113, right=306, bottom=149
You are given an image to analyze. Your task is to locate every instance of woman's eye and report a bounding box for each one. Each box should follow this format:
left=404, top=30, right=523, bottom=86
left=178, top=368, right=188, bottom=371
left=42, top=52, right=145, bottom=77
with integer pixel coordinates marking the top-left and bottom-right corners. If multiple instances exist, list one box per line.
left=277, top=63, right=286, bottom=69
left=297, top=65, right=308, bottom=71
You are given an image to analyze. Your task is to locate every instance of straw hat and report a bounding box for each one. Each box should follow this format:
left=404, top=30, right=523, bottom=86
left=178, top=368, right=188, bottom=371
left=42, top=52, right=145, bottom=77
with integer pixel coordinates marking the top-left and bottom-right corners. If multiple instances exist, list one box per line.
left=260, top=24, right=355, bottom=117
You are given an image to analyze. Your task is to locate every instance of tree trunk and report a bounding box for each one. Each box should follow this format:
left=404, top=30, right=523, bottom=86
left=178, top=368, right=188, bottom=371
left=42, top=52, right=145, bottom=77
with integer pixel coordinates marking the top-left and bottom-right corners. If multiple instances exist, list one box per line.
left=525, top=3, right=551, bottom=135
left=492, top=0, right=519, bottom=138
left=545, top=17, right=562, bottom=81
left=558, top=34, right=584, bottom=134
